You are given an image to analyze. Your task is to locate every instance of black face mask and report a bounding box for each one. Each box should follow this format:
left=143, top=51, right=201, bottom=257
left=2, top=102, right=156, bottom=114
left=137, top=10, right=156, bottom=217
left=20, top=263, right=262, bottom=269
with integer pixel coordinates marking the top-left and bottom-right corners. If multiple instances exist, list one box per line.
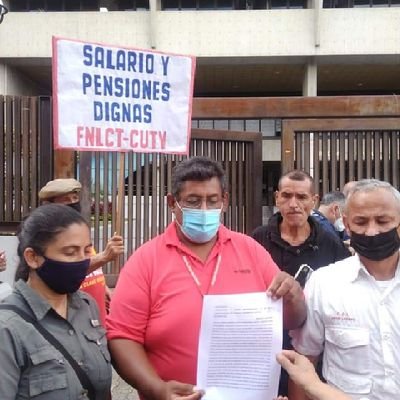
left=350, top=226, right=400, bottom=261
left=36, top=256, right=90, bottom=294
left=67, top=202, right=81, bottom=213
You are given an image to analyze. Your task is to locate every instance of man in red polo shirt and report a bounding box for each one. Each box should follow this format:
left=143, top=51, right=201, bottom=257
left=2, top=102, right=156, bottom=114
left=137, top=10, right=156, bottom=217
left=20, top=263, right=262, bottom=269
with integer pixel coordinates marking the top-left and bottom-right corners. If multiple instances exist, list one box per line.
left=107, top=156, right=306, bottom=400
left=39, top=178, right=124, bottom=325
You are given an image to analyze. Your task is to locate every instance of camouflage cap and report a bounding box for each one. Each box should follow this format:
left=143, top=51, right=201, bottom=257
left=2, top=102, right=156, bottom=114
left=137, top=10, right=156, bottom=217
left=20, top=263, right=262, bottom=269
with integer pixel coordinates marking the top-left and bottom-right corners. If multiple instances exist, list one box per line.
left=38, top=178, right=82, bottom=200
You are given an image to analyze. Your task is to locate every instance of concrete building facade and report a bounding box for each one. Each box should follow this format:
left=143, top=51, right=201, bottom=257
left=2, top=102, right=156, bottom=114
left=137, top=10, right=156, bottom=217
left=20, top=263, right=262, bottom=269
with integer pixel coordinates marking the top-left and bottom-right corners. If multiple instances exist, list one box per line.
left=0, top=0, right=399, bottom=211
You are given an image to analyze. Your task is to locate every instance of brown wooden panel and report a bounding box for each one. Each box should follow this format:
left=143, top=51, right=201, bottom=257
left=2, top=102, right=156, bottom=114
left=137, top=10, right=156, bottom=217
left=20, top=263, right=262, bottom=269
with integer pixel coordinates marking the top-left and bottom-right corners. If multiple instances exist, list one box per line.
left=193, top=96, right=400, bottom=119
left=282, top=121, right=295, bottom=174
left=54, top=150, right=75, bottom=178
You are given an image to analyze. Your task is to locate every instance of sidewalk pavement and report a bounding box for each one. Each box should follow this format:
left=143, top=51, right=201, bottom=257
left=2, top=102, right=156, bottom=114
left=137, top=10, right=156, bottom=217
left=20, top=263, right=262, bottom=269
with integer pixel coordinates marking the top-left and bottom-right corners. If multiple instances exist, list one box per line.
left=111, top=368, right=139, bottom=400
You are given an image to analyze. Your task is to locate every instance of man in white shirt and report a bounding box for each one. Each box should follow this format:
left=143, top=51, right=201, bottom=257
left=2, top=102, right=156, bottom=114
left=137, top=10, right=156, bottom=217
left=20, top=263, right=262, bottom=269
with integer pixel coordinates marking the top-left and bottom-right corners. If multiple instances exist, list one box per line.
left=290, top=179, right=400, bottom=400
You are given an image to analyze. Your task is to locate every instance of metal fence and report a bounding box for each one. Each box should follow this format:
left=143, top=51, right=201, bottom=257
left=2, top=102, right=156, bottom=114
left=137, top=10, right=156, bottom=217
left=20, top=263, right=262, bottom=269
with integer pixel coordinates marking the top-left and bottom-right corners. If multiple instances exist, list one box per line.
left=78, top=128, right=262, bottom=277
left=0, top=96, right=52, bottom=233
left=282, top=118, right=400, bottom=195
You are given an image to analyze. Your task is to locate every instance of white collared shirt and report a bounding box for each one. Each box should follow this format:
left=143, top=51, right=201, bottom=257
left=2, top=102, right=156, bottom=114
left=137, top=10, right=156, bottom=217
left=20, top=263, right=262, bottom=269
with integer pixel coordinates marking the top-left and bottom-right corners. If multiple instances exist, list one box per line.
left=291, top=252, right=400, bottom=400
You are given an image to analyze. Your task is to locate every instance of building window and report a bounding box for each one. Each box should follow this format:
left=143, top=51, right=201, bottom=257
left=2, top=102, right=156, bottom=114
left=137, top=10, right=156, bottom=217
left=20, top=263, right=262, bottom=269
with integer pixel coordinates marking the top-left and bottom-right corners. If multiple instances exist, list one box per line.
left=161, top=0, right=305, bottom=9
left=323, top=0, right=398, bottom=7
left=192, top=118, right=281, bottom=137
left=9, top=0, right=149, bottom=11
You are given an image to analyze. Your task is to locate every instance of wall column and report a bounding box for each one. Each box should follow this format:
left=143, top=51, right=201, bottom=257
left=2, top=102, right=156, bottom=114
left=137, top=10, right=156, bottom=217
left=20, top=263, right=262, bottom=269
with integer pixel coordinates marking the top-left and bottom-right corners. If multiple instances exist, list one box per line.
left=149, top=0, right=160, bottom=49
left=302, top=59, right=318, bottom=97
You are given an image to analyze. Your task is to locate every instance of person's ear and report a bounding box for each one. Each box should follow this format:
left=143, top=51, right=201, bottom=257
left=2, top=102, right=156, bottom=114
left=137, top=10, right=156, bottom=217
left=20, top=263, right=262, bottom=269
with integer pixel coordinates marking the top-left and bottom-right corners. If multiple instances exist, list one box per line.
left=222, top=192, right=229, bottom=212
left=167, top=193, right=177, bottom=211
left=23, top=248, right=44, bottom=270
left=343, top=213, right=351, bottom=236
left=274, top=190, right=279, bottom=206
left=312, top=193, right=319, bottom=208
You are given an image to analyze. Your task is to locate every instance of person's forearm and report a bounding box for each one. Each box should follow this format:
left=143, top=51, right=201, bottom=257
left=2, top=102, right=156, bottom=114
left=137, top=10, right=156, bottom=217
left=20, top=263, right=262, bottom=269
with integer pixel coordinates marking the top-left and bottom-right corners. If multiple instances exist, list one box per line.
left=108, top=339, right=166, bottom=400
left=282, top=298, right=307, bottom=330
left=288, top=377, right=312, bottom=400
left=89, top=252, right=108, bottom=273
left=306, top=381, right=351, bottom=400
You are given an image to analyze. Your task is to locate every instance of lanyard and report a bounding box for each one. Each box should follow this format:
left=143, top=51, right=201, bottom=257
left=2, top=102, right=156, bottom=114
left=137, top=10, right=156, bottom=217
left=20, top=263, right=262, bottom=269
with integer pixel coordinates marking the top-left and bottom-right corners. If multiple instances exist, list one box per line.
left=181, top=254, right=222, bottom=295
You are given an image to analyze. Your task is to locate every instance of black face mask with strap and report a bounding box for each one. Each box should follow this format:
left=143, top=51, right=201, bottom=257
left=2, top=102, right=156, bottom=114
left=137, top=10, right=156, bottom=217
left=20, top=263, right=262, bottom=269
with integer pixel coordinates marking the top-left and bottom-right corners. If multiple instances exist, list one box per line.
left=350, top=226, right=400, bottom=261
left=67, top=201, right=81, bottom=213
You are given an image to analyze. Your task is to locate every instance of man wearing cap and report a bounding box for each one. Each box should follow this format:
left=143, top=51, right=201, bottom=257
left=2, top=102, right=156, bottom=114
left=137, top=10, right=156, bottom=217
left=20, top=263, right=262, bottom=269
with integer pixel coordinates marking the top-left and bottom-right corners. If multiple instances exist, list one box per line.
left=39, top=178, right=124, bottom=326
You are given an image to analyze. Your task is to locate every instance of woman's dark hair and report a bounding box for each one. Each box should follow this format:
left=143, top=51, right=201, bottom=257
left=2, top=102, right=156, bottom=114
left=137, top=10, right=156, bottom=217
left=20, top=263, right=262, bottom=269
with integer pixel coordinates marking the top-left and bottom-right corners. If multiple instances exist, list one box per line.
left=171, top=156, right=227, bottom=198
left=15, top=204, right=89, bottom=282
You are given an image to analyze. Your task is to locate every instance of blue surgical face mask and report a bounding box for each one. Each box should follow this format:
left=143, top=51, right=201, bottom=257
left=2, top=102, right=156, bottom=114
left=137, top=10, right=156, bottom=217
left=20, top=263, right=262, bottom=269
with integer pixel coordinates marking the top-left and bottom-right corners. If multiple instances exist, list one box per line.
left=36, top=256, right=90, bottom=294
left=175, top=202, right=222, bottom=243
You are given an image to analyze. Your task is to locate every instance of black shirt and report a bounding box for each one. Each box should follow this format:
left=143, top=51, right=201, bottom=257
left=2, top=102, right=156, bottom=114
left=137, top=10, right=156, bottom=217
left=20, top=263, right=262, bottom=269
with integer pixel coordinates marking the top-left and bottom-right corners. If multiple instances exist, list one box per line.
left=251, top=212, right=351, bottom=277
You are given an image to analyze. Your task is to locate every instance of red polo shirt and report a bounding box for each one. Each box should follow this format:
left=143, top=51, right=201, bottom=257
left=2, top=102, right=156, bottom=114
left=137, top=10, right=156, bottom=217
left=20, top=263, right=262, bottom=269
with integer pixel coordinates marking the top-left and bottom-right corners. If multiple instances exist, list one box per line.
left=106, top=223, right=279, bottom=384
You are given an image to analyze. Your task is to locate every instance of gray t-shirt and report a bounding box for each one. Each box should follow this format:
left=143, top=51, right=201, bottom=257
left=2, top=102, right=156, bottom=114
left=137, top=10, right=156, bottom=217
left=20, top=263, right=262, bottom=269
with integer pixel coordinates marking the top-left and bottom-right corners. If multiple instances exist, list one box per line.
left=0, top=280, right=112, bottom=400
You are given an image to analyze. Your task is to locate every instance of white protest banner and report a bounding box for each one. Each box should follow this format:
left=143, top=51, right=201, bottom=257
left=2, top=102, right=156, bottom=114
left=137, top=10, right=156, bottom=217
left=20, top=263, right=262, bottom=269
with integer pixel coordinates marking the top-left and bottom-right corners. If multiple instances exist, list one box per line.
left=52, top=37, right=196, bottom=154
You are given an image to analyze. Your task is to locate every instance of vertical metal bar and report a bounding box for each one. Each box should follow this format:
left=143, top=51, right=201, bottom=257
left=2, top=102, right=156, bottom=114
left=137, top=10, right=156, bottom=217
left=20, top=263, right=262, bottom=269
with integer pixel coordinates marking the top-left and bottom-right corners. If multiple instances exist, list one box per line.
left=102, top=153, right=109, bottom=261
left=365, top=131, right=372, bottom=178
left=135, top=154, right=142, bottom=249
left=30, top=97, right=39, bottom=210
left=224, top=141, right=231, bottom=228
left=313, top=132, right=320, bottom=196
left=166, top=154, right=173, bottom=226
left=159, top=154, right=166, bottom=234
left=339, top=131, right=346, bottom=190
left=143, top=155, right=150, bottom=243
left=14, top=97, right=22, bottom=220
left=237, top=142, right=244, bottom=233
left=38, top=96, right=53, bottom=190
left=110, top=153, right=118, bottom=241
left=79, top=151, right=92, bottom=226
left=151, top=153, right=158, bottom=238
left=348, top=131, right=355, bottom=182
left=126, top=152, right=134, bottom=259
left=295, top=133, right=302, bottom=170
left=391, top=131, right=399, bottom=188
left=249, top=132, right=263, bottom=233
left=0, top=96, right=4, bottom=221
left=330, top=131, right=337, bottom=191
left=356, top=131, right=364, bottom=180
left=383, top=131, right=390, bottom=182
left=231, top=142, right=238, bottom=230
left=374, top=131, right=381, bottom=179
left=322, top=132, right=329, bottom=196
left=93, top=152, right=101, bottom=260
left=5, top=97, right=13, bottom=220
left=304, top=133, right=310, bottom=174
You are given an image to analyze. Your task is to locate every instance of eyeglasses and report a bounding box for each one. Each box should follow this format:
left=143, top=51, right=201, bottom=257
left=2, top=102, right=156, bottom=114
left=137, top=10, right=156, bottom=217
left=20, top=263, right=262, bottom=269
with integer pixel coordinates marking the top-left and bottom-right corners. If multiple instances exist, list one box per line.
left=179, top=197, right=222, bottom=210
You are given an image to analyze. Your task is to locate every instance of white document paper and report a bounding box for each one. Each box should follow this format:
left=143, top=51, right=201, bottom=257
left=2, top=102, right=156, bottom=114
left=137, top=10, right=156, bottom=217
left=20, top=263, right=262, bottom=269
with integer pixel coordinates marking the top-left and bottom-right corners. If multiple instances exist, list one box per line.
left=197, top=292, right=283, bottom=400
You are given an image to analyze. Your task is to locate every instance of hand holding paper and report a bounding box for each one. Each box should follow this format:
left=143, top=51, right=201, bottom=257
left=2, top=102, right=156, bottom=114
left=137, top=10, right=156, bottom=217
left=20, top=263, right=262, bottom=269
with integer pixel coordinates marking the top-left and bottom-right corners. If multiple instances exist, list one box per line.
left=267, top=271, right=306, bottom=330
left=197, top=292, right=283, bottom=400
